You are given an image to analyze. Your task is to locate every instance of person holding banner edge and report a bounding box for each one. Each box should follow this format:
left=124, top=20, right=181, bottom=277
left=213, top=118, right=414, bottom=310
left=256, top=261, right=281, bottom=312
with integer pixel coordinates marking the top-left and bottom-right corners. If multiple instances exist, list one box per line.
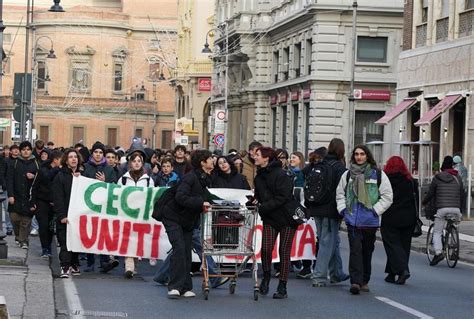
left=52, top=149, right=84, bottom=278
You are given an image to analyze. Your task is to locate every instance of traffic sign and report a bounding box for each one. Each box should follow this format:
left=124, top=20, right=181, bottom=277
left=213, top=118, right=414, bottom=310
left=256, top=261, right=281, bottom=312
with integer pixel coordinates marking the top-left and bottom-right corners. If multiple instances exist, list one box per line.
left=13, top=106, right=31, bottom=122
left=214, top=133, right=225, bottom=147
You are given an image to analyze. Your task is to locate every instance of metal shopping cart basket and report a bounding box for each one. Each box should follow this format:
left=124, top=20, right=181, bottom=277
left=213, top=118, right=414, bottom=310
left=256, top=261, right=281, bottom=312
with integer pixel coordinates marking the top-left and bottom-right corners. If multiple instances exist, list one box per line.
left=201, top=201, right=259, bottom=300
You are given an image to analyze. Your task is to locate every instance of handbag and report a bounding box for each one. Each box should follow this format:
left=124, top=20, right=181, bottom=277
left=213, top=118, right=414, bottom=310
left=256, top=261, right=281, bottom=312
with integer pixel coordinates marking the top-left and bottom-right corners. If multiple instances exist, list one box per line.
left=411, top=180, right=423, bottom=238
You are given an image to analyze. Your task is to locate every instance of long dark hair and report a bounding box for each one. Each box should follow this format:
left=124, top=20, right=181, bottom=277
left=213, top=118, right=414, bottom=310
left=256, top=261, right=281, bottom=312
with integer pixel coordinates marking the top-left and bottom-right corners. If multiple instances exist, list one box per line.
left=328, top=138, right=345, bottom=161
left=350, top=145, right=377, bottom=168
left=215, top=156, right=237, bottom=176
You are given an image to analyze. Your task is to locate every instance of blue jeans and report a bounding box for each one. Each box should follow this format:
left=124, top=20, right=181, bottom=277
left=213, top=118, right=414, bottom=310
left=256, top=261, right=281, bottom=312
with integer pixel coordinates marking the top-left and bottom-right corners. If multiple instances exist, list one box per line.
left=31, top=216, right=39, bottom=231
left=2, top=193, right=12, bottom=231
left=312, top=217, right=346, bottom=284
left=154, top=228, right=219, bottom=286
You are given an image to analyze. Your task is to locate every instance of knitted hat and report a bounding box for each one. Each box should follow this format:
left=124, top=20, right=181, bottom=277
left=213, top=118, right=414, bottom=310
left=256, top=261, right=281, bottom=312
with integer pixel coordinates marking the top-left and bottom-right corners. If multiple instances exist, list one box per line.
left=19, top=141, right=33, bottom=151
left=91, top=141, right=105, bottom=153
left=440, top=156, right=454, bottom=171
left=453, top=155, right=462, bottom=164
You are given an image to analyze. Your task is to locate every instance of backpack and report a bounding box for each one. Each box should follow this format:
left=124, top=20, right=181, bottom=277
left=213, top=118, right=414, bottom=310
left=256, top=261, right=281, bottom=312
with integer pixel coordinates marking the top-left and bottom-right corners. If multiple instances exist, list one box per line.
left=304, top=161, right=336, bottom=205
left=151, top=181, right=180, bottom=222
left=121, top=176, right=150, bottom=187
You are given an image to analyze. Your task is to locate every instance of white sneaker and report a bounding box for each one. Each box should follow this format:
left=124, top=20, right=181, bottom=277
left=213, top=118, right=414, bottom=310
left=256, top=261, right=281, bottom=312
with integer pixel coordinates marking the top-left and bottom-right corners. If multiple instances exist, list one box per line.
left=30, top=229, right=39, bottom=236
left=149, top=259, right=157, bottom=266
left=181, top=291, right=196, bottom=298
left=167, top=289, right=180, bottom=299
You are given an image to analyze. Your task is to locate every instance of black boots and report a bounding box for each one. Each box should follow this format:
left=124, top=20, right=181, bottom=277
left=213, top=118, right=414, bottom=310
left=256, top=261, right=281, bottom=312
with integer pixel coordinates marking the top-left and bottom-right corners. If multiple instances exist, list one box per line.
left=273, top=280, right=287, bottom=299
left=259, top=272, right=271, bottom=295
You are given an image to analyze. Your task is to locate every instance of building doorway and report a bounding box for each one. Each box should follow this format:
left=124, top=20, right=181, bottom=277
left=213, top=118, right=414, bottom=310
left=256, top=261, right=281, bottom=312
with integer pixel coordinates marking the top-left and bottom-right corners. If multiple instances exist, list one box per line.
left=202, top=99, right=211, bottom=148
left=451, top=98, right=466, bottom=156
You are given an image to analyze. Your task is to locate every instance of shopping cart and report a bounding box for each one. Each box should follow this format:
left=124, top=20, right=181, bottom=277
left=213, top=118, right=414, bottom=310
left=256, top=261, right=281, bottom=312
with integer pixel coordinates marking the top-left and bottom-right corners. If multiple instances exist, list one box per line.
left=201, top=202, right=259, bottom=300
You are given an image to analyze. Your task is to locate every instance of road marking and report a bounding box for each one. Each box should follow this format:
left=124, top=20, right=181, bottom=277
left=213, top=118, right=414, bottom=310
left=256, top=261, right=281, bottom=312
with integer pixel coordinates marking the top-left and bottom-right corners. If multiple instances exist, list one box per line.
left=63, top=278, right=86, bottom=319
left=375, top=296, right=433, bottom=319
left=421, top=225, right=474, bottom=242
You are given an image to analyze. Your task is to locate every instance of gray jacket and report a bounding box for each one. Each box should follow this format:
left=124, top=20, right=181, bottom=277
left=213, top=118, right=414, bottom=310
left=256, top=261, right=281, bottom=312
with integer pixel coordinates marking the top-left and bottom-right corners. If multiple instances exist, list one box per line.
left=423, top=170, right=464, bottom=211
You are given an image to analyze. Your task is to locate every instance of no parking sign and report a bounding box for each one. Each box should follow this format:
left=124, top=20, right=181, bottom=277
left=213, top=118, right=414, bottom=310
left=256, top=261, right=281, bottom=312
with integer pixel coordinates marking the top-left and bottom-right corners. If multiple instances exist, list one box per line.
left=214, top=133, right=225, bottom=147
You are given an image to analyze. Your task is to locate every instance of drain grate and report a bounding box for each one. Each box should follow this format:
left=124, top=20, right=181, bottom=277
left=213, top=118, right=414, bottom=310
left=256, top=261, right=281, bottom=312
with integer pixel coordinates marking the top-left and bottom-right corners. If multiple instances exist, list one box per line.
left=57, top=310, right=128, bottom=317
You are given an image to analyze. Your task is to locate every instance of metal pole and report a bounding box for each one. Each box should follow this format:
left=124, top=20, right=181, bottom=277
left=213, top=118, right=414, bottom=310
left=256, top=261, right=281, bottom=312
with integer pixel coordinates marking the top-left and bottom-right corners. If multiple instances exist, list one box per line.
left=468, top=164, right=472, bottom=219
left=29, top=28, right=36, bottom=142
left=223, top=22, right=228, bottom=152
left=347, top=0, right=358, bottom=156
left=20, top=0, right=32, bottom=141
left=152, top=81, right=157, bottom=148
left=0, top=0, right=5, bottom=98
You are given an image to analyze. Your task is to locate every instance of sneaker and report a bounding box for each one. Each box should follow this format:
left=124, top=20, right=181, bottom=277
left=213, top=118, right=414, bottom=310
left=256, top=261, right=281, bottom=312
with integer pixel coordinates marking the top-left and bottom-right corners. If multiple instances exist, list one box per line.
left=312, top=281, right=327, bottom=287
left=384, top=274, right=396, bottom=284
left=41, top=249, right=49, bottom=259
left=360, top=284, right=370, bottom=292
left=350, top=284, right=360, bottom=295
left=296, top=267, right=312, bottom=279
left=70, top=265, right=81, bottom=276
left=430, top=253, right=445, bottom=266
left=330, top=274, right=350, bottom=284
left=60, top=266, right=70, bottom=278
left=167, top=289, right=180, bottom=299
left=30, top=229, right=39, bottom=236
left=124, top=270, right=134, bottom=279
left=149, top=259, right=157, bottom=266
left=20, top=243, right=28, bottom=249
left=211, top=277, right=229, bottom=288
left=181, top=291, right=196, bottom=298
left=15, top=240, right=20, bottom=246
left=101, top=259, right=119, bottom=273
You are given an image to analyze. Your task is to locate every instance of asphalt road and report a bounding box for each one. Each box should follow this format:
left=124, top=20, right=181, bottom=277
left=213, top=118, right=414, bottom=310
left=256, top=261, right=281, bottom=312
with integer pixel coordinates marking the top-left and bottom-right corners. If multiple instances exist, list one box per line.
left=53, top=237, right=474, bottom=319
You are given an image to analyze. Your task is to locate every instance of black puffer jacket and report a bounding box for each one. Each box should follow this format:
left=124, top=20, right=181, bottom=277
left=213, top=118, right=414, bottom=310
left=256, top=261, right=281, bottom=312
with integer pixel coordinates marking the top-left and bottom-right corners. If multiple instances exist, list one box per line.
left=382, top=173, right=418, bottom=227
left=52, top=167, right=84, bottom=221
left=7, top=156, right=40, bottom=215
left=212, top=171, right=250, bottom=190
left=254, top=160, right=295, bottom=230
left=32, top=160, right=61, bottom=203
left=162, top=169, right=212, bottom=231
left=304, top=154, right=346, bottom=219
left=423, top=169, right=464, bottom=210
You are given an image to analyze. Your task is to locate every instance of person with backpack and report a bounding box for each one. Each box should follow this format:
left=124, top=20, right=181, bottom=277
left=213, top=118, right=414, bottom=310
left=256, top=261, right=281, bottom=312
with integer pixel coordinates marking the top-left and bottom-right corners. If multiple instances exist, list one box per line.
left=381, top=156, right=418, bottom=284
left=336, top=145, right=393, bottom=295
left=119, top=153, right=153, bottom=278
left=305, top=139, right=349, bottom=287
left=422, top=156, right=464, bottom=266
left=160, top=150, right=214, bottom=299
left=7, top=141, right=40, bottom=249
left=52, top=149, right=84, bottom=278
left=253, top=147, right=296, bottom=299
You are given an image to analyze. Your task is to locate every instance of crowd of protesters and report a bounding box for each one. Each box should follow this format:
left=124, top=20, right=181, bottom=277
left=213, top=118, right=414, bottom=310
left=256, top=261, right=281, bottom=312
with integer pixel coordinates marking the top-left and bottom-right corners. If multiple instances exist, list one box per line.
left=0, top=137, right=467, bottom=300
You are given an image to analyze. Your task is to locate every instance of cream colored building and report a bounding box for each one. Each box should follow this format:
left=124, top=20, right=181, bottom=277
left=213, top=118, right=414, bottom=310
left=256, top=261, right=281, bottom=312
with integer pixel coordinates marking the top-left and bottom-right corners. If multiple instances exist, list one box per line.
left=174, top=0, right=215, bottom=149
left=0, top=0, right=178, bottom=148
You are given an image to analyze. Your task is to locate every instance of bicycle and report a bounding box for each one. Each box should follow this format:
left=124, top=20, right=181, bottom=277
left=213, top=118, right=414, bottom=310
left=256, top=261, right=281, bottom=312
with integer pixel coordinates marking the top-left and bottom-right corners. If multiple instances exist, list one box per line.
left=426, top=217, right=460, bottom=268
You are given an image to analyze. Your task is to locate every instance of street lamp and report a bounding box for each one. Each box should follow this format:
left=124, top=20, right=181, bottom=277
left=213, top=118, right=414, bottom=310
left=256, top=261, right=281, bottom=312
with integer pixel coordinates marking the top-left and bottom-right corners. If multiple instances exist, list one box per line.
left=49, top=0, right=65, bottom=12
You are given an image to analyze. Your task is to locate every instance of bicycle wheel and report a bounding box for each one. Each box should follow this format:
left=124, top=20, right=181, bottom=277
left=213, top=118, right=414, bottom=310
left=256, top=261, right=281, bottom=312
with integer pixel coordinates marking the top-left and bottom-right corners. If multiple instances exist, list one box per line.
left=446, top=225, right=459, bottom=268
left=426, top=223, right=436, bottom=263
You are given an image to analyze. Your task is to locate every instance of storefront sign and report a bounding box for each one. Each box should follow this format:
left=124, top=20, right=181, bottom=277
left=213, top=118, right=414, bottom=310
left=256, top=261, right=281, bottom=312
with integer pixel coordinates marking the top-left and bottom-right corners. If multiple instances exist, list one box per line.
left=291, top=91, right=299, bottom=101
left=303, top=89, right=311, bottom=100
left=353, top=89, right=391, bottom=101
left=198, top=78, right=212, bottom=92
left=279, top=93, right=288, bottom=104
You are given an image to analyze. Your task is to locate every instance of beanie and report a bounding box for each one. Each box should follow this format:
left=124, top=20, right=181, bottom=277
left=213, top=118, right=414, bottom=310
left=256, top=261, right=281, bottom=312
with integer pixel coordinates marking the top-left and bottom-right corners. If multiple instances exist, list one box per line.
left=453, top=155, right=462, bottom=164
left=440, top=156, right=454, bottom=171
left=91, top=141, right=105, bottom=153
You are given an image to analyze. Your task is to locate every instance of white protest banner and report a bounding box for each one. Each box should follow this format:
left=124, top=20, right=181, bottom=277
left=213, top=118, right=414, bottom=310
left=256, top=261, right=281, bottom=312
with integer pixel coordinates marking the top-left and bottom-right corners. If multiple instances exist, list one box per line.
left=66, top=176, right=317, bottom=261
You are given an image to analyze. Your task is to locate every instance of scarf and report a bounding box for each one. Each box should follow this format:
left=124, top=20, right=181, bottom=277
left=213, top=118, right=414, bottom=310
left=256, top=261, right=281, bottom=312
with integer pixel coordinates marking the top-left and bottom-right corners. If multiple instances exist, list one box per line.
left=129, top=168, right=145, bottom=183
left=346, top=162, right=374, bottom=212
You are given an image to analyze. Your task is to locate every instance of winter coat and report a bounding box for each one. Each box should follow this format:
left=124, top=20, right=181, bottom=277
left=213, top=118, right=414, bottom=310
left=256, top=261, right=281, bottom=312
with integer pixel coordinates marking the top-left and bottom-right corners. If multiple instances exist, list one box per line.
left=32, top=160, right=61, bottom=203
left=254, top=160, right=295, bottom=230
left=84, top=159, right=115, bottom=183
left=305, top=155, right=347, bottom=219
left=7, top=156, right=40, bottom=215
left=110, top=165, right=125, bottom=183
left=242, top=156, right=257, bottom=189
left=119, top=171, right=152, bottom=187
left=52, top=167, right=84, bottom=221
left=155, top=171, right=180, bottom=187
left=0, top=156, right=6, bottom=190
left=172, top=159, right=192, bottom=178
left=454, top=163, right=468, bottom=191
left=336, top=168, right=393, bottom=228
left=381, top=173, right=418, bottom=228
left=422, top=169, right=464, bottom=211
left=162, top=169, right=213, bottom=231
left=212, top=171, right=250, bottom=190
left=290, top=167, right=305, bottom=188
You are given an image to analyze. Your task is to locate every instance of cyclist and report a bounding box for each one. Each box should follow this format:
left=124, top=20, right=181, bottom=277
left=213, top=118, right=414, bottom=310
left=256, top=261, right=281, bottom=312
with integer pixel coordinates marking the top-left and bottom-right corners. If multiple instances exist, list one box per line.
left=422, top=156, right=464, bottom=266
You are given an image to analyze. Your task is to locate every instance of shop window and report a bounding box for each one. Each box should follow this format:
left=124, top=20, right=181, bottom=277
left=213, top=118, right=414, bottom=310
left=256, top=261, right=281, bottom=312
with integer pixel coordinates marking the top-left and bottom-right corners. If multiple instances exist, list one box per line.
left=357, top=37, right=388, bottom=63
left=272, top=107, right=277, bottom=148
left=354, top=111, right=384, bottom=146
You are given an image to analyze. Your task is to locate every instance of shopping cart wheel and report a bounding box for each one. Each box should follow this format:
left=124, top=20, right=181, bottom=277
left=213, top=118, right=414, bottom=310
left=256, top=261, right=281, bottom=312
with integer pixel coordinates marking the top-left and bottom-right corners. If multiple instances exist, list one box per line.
left=229, top=281, right=236, bottom=294
left=204, top=289, right=209, bottom=300
left=253, top=289, right=259, bottom=301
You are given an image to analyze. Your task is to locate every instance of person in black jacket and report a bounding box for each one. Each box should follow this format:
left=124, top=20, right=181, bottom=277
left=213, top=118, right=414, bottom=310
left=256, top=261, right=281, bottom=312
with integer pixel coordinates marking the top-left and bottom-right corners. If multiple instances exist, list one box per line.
left=381, top=156, right=418, bottom=284
left=307, top=138, right=350, bottom=287
left=253, top=147, right=295, bottom=299
left=161, top=150, right=213, bottom=299
left=172, top=145, right=192, bottom=178
left=32, top=150, right=63, bottom=258
left=422, top=156, right=464, bottom=266
left=7, top=141, right=40, bottom=249
left=52, top=149, right=84, bottom=278
left=212, top=156, right=250, bottom=190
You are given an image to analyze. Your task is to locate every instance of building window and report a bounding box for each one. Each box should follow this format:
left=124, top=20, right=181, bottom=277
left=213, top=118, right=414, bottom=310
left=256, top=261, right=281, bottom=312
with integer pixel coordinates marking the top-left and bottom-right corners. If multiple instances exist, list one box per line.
left=467, top=0, right=474, bottom=9
left=354, top=111, right=384, bottom=146
left=304, top=102, right=310, bottom=156
left=135, top=92, right=145, bottom=101
left=161, top=130, right=172, bottom=149
left=113, top=64, right=123, bottom=92
left=272, top=107, right=277, bottom=148
left=281, top=105, right=287, bottom=149
left=135, top=128, right=143, bottom=138
left=71, top=61, right=91, bottom=92
left=293, top=43, right=301, bottom=78
left=422, top=0, right=429, bottom=23
left=357, top=37, right=388, bottom=63
left=107, top=127, right=118, bottom=147
left=292, top=104, right=299, bottom=152
left=39, top=125, right=49, bottom=142
left=282, top=47, right=289, bottom=81
left=148, top=39, right=160, bottom=50
left=273, top=51, right=279, bottom=83
left=37, top=61, right=46, bottom=90
left=72, top=126, right=85, bottom=145
left=305, top=38, right=312, bottom=75
left=149, top=62, right=161, bottom=80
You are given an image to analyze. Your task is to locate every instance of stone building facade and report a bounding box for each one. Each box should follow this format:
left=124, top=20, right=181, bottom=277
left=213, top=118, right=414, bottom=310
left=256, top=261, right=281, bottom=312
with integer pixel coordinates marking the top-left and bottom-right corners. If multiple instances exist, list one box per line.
left=0, top=0, right=177, bottom=148
left=209, top=0, right=404, bottom=156
left=377, top=0, right=473, bottom=176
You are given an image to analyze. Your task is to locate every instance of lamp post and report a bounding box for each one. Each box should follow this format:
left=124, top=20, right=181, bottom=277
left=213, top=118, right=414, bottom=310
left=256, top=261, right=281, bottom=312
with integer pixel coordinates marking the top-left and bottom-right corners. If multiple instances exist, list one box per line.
left=19, top=0, right=64, bottom=142
left=347, top=0, right=358, bottom=157
left=202, top=23, right=228, bottom=151
left=151, top=70, right=166, bottom=148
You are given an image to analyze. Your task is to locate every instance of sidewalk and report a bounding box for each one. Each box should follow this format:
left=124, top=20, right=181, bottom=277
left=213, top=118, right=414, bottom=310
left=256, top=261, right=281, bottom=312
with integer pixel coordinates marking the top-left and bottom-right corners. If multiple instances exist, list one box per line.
left=0, top=234, right=55, bottom=319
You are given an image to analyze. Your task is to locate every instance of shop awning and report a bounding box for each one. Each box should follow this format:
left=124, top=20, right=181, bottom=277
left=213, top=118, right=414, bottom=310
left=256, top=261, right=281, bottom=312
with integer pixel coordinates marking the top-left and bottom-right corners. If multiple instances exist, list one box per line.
left=374, top=98, right=417, bottom=125
left=414, top=94, right=463, bottom=126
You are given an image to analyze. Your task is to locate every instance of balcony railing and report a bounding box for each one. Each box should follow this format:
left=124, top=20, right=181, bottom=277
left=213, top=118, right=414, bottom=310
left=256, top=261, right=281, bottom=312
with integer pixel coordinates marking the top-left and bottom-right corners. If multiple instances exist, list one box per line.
left=436, top=17, right=449, bottom=43
left=416, top=23, right=427, bottom=48
left=459, top=9, right=474, bottom=37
